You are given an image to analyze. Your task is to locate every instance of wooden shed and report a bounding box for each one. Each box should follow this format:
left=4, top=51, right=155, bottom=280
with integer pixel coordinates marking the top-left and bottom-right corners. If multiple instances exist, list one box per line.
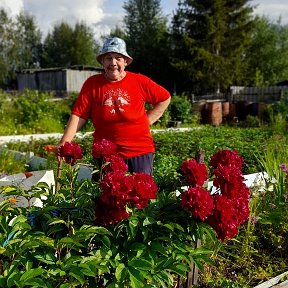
left=17, top=66, right=103, bottom=94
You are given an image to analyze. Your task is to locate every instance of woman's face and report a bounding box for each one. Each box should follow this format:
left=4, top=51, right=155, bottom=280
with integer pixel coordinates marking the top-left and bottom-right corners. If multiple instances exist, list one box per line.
left=102, top=52, right=128, bottom=81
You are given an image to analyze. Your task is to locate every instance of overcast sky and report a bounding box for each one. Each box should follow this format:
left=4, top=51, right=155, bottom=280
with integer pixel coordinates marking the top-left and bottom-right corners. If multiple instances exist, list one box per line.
left=1, top=0, right=288, bottom=42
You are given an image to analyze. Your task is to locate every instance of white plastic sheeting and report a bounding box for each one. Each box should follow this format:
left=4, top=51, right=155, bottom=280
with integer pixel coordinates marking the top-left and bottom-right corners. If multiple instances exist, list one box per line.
left=0, top=170, right=55, bottom=207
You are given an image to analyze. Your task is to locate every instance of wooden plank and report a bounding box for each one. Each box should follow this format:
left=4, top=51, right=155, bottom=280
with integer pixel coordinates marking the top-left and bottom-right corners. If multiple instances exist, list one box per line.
left=186, top=239, right=201, bottom=287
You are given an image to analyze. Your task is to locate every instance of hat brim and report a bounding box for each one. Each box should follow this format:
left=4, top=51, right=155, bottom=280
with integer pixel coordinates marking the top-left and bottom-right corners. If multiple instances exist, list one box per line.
left=97, top=52, right=133, bottom=66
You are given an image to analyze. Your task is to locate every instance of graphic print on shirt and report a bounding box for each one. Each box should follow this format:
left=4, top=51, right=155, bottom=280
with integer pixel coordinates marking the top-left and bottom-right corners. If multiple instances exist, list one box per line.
left=103, top=88, right=130, bottom=115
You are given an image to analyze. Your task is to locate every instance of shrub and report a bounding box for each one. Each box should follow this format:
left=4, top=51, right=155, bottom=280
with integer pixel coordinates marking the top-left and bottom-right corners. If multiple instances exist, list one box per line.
left=0, top=90, right=79, bottom=135
left=169, top=95, right=193, bottom=123
left=0, top=138, right=254, bottom=287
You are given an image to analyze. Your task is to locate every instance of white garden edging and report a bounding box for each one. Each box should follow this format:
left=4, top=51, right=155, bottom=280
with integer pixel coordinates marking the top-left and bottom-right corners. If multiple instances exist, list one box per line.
left=0, top=129, right=193, bottom=145
left=254, top=271, right=288, bottom=288
left=0, top=170, right=55, bottom=208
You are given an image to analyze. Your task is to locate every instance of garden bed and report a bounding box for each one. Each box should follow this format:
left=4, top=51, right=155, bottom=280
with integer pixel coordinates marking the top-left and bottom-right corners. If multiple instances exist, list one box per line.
left=1, top=127, right=288, bottom=287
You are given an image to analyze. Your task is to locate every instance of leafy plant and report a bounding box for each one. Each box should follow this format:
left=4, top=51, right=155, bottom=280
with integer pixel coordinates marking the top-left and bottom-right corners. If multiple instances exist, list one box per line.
left=169, top=95, right=193, bottom=124
left=0, top=149, right=27, bottom=175
left=198, top=138, right=288, bottom=287
left=0, top=139, right=253, bottom=287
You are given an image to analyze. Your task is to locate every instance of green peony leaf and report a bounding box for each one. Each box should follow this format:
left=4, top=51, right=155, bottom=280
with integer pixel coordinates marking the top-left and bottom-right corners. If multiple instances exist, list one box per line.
left=128, top=258, right=153, bottom=270
left=127, top=266, right=145, bottom=288
left=19, top=268, right=46, bottom=283
left=115, top=263, right=126, bottom=281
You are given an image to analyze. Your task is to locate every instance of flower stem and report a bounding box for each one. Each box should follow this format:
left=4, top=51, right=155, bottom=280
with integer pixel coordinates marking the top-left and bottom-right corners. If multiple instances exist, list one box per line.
left=56, top=158, right=63, bottom=192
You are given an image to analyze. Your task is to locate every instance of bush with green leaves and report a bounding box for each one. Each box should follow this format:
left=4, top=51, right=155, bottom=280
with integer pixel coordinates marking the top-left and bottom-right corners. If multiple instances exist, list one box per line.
left=11, top=90, right=69, bottom=133
left=0, top=157, right=217, bottom=287
left=0, top=90, right=82, bottom=135
left=0, top=148, right=27, bottom=175
left=270, top=91, right=288, bottom=120
left=198, top=139, right=288, bottom=287
left=1, top=127, right=288, bottom=287
left=169, top=95, right=193, bottom=124
left=3, top=125, right=276, bottom=176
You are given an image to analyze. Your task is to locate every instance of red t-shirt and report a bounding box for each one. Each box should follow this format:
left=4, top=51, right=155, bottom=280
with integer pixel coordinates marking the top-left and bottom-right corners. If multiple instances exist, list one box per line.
left=72, top=71, right=170, bottom=158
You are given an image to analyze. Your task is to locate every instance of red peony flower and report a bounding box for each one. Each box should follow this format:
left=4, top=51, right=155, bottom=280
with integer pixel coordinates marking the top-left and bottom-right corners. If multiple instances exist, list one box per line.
left=97, top=170, right=158, bottom=224
left=58, top=142, right=83, bottom=165
left=205, top=195, right=239, bottom=241
left=210, top=149, right=244, bottom=170
left=213, top=164, right=245, bottom=198
left=205, top=194, right=250, bottom=241
left=181, top=187, right=214, bottom=221
left=221, top=182, right=250, bottom=202
left=92, top=139, right=117, bottom=158
left=100, top=171, right=133, bottom=206
left=103, top=154, right=128, bottom=173
left=233, top=196, right=250, bottom=224
left=129, top=173, right=158, bottom=209
left=178, top=149, right=250, bottom=241
left=180, top=159, right=208, bottom=187
left=95, top=199, right=130, bottom=226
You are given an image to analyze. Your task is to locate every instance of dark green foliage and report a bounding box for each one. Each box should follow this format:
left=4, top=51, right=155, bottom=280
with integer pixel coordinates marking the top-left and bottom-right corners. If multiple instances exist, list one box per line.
left=169, top=95, right=193, bottom=123
left=270, top=91, right=288, bottom=120
left=171, top=0, right=255, bottom=94
left=0, top=164, right=216, bottom=287
left=15, top=12, right=42, bottom=71
left=123, top=0, right=175, bottom=92
left=41, top=21, right=100, bottom=68
left=0, top=10, right=41, bottom=88
left=245, top=16, right=288, bottom=86
left=153, top=126, right=273, bottom=176
left=238, top=115, right=261, bottom=128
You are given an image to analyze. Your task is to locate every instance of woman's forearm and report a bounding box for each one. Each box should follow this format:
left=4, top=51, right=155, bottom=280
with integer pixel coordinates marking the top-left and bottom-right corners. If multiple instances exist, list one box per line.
left=58, top=114, right=87, bottom=145
left=147, top=97, right=171, bottom=125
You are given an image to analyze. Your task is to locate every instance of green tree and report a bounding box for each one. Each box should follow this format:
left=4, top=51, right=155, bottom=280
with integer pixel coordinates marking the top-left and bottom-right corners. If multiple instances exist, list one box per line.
left=70, top=22, right=100, bottom=67
left=14, top=12, right=42, bottom=70
left=171, top=0, right=255, bottom=94
left=41, top=21, right=99, bottom=68
left=245, top=16, right=288, bottom=86
left=0, top=9, right=15, bottom=88
left=108, top=25, right=127, bottom=40
left=123, top=0, right=175, bottom=92
left=41, top=22, right=74, bottom=67
left=0, top=10, right=41, bottom=88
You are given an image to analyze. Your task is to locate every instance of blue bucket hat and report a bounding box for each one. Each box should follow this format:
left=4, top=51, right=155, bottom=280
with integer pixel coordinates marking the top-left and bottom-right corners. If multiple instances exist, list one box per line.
left=97, top=37, right=133, bottom=65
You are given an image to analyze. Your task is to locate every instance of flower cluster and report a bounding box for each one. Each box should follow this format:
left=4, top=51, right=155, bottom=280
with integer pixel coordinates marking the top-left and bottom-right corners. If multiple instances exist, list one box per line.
left=92, top=139, right=128, bottom=173
left=181, top=159, right=208, bottom=187
left=92, top=139, right=117, bottom=158
left=181, top=187, right=214, bottom=221
left=58, top=142, right=83, bottom=165
left=93, top=139, right=157, bottom=226
left=181, top=149, right=250, bottom=241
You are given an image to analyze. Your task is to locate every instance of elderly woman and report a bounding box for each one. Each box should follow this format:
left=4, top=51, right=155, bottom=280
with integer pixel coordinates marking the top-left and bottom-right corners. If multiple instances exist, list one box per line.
left=57, top=37, right=171, bottom=175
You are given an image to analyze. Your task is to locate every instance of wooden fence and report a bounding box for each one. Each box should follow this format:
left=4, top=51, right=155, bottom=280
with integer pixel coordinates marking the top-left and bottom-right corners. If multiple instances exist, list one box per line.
left=192, top=85, right=288, bottom=103
left=228, top=85, right=288, bottom=103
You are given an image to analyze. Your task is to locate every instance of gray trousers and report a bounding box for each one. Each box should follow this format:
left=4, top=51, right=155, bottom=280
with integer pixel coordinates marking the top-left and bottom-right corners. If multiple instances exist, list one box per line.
left=125, top=152, right=154, bottom=175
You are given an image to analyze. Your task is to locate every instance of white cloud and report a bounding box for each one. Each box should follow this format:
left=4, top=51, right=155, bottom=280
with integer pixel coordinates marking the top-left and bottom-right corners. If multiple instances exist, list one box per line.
left=0, top=0, right=23, bottom=17
left=2, top=0, right=288, bottom=43
left=252, top=0, right=288, bottom=24
left=22, top=0, right=106, bottom=39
